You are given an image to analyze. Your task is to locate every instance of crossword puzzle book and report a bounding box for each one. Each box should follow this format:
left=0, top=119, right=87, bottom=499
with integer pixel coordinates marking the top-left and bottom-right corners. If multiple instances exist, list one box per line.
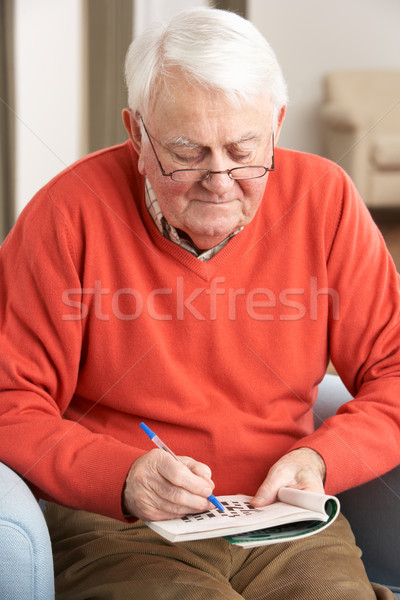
left=145, top=487, right=340, bottom=546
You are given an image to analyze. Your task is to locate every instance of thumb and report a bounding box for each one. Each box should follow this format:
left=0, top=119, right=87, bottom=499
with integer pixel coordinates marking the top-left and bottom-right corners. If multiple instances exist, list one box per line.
left=250, top=461, right=293, bottom=507
left=250, top=480, right=280, bottom=507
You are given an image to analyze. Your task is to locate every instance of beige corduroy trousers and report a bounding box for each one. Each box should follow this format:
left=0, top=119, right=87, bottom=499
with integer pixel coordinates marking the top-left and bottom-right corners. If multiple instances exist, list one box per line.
left=45, top=503, right=395, bottom=600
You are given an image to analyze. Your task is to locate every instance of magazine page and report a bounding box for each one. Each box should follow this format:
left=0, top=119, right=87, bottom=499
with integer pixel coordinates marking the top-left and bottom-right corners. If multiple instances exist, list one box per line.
left=278, top=487, right=338, bottom=514
left=145, top=491, right=339, bottom=543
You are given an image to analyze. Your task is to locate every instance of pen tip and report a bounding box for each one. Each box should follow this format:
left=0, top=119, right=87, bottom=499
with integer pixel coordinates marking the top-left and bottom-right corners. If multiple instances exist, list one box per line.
left=208, top=494, right=225, bottom=512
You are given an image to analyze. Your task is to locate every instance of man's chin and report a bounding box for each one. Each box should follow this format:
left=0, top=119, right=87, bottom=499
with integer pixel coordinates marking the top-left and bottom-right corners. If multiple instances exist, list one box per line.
left=185, top=226, right=240, bottom=250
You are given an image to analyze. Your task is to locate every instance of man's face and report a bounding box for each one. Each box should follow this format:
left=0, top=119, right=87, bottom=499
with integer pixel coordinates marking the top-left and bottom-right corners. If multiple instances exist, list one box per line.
left=125, top=77, right=285, bottom=249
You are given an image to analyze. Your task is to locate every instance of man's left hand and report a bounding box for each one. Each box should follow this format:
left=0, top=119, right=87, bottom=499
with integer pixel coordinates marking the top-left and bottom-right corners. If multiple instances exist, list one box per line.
left=250, top=447, right=326, bottom=507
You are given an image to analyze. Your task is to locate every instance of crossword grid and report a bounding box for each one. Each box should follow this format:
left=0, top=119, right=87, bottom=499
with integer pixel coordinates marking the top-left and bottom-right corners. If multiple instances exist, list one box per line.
left=181, top=500, right=263, bottom=523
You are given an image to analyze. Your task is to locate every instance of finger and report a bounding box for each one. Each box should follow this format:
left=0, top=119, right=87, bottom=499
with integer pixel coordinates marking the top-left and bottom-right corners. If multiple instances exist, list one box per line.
left=129, top=487, right=210, bottom=521
left=132, top=482, right=213, bottom=521
left=251, top=452, right=325, bottom=507
left=141, top=451, right=214, bottom=511
left=157, top=453, right=214, bottom=498
left=150, top=473, right=213, bottom=513
left=251, top=458, right=303, bottom=506
left=123, top=452, right=213, bottom=521
left=250, top=471, right=288, bottom=507
left=179, top=456, right=214, bottom=487
left=253, top=468, right=322, bottom=505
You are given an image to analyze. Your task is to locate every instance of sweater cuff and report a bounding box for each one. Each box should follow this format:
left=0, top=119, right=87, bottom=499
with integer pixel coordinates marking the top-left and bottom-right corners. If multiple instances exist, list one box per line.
left=80, top=445, right=146, bottom=521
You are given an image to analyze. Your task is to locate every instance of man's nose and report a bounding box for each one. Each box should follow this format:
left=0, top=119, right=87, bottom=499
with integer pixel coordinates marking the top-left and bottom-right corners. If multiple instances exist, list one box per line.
left=200, top=169, right=236, bottom=194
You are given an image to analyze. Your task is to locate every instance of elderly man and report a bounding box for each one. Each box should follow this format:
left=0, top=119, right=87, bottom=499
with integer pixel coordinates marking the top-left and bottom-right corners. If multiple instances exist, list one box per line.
left=0, top=7, right=399, bottom=599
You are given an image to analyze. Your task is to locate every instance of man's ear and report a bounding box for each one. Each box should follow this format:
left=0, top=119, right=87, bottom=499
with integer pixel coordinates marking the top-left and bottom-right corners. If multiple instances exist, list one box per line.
left=122, top=109, right=142, bottom=155
left=274, top=105, right=287, bottom=143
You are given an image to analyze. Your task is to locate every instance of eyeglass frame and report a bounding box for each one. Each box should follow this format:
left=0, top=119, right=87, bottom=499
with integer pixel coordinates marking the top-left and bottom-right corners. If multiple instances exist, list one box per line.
left=139, top=116, right=275, bottom=182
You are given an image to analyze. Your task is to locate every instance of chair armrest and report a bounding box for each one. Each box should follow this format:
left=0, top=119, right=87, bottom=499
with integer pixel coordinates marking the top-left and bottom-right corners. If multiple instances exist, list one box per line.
left=320, top=102, right=365, bottom=131
left=0, top=462, right=54, bottom=599
left=315, top=375, right=400, bottom=593
left=313, top=373, right=352, bottom=426
left=339, top=467, right=400, bottom=593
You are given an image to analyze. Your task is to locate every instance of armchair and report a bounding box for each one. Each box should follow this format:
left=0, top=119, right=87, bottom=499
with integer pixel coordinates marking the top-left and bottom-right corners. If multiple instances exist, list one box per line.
left=315, top=375, right=400, bottom=598
left=0, top=374, right=399, bottom=598
left=320, top=70, right=400, bottom=207
left=0, top=462, right=54, bottom=599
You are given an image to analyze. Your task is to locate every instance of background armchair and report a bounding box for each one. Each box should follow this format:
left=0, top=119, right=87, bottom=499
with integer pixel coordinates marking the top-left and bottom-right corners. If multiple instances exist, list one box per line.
left=320, top=70, right=400, bottom=207
left=0, top=374, right=399, bottom=598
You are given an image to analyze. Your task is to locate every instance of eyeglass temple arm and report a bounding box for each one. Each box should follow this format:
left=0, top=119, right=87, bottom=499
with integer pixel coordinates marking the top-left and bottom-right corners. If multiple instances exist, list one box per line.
left=139, top=116, right=170, bottom=176
left=270, top=130, right=275, bottom=170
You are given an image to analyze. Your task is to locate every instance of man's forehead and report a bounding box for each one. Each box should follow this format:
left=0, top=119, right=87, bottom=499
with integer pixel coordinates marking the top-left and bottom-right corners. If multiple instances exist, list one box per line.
left=147, top=79, right=273, bottom=146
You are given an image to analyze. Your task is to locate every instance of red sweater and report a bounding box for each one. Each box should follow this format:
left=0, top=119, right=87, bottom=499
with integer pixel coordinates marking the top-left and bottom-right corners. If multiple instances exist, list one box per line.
left=1, top=142, right=400, bottom=520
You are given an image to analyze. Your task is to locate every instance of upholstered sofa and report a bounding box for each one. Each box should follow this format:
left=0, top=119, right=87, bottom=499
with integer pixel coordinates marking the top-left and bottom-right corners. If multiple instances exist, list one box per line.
left=1, top=374, right=399, bottom=598
left=320, top=70, right=400, bottom=207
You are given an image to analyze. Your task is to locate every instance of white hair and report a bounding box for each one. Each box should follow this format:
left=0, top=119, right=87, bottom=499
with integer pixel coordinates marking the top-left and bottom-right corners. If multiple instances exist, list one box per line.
left=124, top=7, right=288, bottom=121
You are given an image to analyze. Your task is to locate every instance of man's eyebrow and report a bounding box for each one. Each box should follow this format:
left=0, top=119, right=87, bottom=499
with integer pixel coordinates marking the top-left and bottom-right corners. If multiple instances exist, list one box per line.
left=166, top=137, right=201, bottom=150
left=232, top=133, right=262, bottom=145
left=165, top=132, right=262, bottom=150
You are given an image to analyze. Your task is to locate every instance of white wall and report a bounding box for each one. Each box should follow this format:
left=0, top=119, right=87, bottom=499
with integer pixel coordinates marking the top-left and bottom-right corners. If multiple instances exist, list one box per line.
left=248, top=0, right=400, bottom=154
left=14, top=0, right=207, bottom=217
left=134, top=0, right=207, bottom=36
left=14, top=0, right=400, bottom=216
left=14, top=0, right=82, bottom=216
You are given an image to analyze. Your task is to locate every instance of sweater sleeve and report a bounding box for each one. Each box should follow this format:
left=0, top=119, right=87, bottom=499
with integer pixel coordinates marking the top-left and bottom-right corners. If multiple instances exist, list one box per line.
left=0, top=188, right=144, bottom=520
left=291, top=171, right=400, bottom=494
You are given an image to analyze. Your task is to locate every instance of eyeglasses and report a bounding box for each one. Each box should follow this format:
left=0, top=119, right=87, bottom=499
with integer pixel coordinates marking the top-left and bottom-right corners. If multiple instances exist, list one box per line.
left=140, top=117, right=274, bottom=182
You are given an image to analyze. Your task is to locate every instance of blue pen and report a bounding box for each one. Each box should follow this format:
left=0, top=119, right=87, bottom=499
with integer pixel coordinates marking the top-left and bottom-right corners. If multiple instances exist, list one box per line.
left=139, top=422, right=225, bottom=512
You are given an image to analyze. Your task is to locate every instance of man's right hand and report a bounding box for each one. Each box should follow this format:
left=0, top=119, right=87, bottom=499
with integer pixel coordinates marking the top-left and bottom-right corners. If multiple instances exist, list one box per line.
left=123, top=449, right=216, bottom=521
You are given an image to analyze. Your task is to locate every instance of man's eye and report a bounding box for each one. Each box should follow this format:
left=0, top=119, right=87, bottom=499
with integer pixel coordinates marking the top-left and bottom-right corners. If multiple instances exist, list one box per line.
left=232, top=152, right=253, bottom=163
left=173, top=152, right=203, bottom=164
